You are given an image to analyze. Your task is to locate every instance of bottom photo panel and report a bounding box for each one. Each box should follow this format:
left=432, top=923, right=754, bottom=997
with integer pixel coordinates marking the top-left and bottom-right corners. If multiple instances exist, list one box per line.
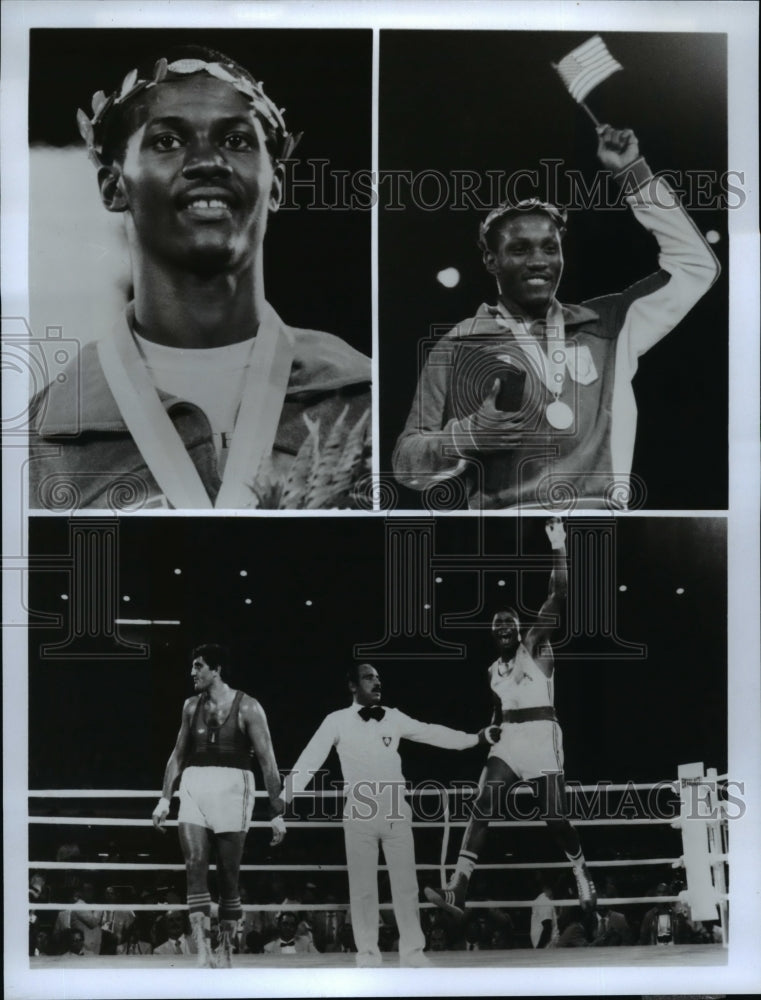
left=27, top=514, right=730, bottom=980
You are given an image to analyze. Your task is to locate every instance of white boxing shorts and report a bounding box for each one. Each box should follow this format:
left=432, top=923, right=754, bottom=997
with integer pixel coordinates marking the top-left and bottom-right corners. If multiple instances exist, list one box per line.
left=489, top=720, right=564, bottom=780
left=178, top=766, right=255, bottom=833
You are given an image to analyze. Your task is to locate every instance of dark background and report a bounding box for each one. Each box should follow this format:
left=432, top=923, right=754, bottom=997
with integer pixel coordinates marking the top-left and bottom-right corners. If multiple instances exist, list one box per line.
left=379, top=31, right=729, bottom=509
left=29, top=28, right=372, bottom=354
left=28, top=515, right=726, bottom=792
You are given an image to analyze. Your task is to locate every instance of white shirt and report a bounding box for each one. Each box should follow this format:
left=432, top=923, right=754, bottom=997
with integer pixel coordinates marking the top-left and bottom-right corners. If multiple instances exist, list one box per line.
left=285, top=705, right=477, bottom=810
left=530, top=891, right=558, bottom=948
left=134, top=332, right=256, bottom=462
left=490, top=643, right=555, bottom=712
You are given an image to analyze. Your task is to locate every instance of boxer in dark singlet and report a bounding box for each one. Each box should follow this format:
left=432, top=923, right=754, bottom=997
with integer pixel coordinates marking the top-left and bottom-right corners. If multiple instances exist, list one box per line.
left=152, top=643, right=285, bottom=966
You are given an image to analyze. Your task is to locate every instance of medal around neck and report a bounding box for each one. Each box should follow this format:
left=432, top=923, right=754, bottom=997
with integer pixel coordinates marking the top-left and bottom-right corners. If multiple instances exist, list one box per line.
left=546, top=398, right=574, bottom=429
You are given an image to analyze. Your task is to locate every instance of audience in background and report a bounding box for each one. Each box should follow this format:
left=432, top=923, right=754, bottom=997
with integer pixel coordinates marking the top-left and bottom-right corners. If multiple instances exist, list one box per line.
left=100, top=885, right=136, bottom=953
left=530, top=877, right=559, bottom=948
left=262, top=912, right=320, bottom=955
left=31, top=837, right=721, bottom=956
left=556, top=905, right=590, bottom=947
left=639, top=882, right=689, bottom=945
left=591, top=891, right=634, bottom=946
left=60, top=928, right=85, bottom=956
left=153, top=911, right=197, bottom=956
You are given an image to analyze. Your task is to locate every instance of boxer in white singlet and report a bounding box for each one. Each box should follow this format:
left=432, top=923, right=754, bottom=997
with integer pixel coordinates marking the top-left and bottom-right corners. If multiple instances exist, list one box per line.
left=426, top=519, right=597, bottom=918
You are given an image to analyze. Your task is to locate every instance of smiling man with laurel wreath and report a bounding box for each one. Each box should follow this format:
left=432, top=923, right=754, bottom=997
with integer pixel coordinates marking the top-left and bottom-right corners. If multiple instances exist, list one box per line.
left=29, top=45, right=370, bottom=511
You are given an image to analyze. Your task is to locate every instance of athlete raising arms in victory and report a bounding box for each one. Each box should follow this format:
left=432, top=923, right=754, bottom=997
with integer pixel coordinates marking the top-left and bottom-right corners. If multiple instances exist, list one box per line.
left=426, top=518, right=596, bottom=917
left=152, top=644, right=285, bottom=967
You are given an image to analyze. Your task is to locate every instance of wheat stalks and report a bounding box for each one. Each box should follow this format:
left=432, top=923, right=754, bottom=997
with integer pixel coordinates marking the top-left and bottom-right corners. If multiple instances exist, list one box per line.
left=302, top=406, right=351, bottom=508
left=324, top=407, right=371, bottom=507
left=249, top=406, right=370, bottom=510
left=279, top=413, right=321, bottom=510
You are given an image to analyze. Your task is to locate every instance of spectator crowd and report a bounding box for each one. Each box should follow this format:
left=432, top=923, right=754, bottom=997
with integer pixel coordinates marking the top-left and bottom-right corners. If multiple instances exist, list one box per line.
left=29, top=837, right=721, bottom=957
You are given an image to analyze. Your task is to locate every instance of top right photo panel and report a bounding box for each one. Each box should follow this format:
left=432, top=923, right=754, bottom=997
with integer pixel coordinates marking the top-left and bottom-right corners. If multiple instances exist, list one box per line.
left=380, top=31, right=728, bottom=512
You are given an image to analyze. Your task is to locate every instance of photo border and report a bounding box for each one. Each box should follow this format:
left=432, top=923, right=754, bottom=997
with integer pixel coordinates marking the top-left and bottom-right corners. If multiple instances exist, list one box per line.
left=3, top=1, right=759, bottom=998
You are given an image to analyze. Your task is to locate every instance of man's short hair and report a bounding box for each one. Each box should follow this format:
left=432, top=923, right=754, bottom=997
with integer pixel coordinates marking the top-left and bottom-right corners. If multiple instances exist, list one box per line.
left=83, top=44, right=298, bottom=167
left=478, top=199, right=568, bottom=252
left=192, top=643, right=228, bottom=673
left=65, top=928, right=84, bottom=950
left=493, top=607, right=520, bottom=626
left=346, top=662, right=373, bottom=687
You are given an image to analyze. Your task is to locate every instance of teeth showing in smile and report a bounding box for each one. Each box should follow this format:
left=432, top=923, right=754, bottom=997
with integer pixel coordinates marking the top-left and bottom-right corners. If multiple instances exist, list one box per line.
left=186, top=198, right=230, bottom=210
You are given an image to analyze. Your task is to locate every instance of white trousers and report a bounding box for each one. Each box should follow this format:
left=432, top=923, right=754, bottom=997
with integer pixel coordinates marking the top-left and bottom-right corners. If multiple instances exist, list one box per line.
left=342, top=805, right=425, bottom=965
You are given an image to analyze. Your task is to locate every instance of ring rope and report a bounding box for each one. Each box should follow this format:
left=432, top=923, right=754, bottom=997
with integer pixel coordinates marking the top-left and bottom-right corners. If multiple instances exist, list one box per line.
left=29, top=769, right=728, bottom=941
left=28, top=857, right=690, bottom=872
left=28, top=816, right=675, bottom=828
left=32, top=895, right=728, bottom=912
left=439, top=786, right=451, bottom=888
left=28, top=782, right=681, bottom=798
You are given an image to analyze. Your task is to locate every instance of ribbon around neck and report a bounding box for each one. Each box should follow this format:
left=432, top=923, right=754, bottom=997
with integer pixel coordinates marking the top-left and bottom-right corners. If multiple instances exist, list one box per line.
left=97, top=304, right=294, bottom=509
left=495, top=301, right=567, bottom=400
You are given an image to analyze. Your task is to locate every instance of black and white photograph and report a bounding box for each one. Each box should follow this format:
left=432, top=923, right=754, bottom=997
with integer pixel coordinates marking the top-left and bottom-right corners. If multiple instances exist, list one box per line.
left=24, top=516, right=730, bottom=983
left=2, top=2, right=759, bottom=1000
left=381, top=31, right=729, bottom=512
left=25, top=27, right=372, bottom=511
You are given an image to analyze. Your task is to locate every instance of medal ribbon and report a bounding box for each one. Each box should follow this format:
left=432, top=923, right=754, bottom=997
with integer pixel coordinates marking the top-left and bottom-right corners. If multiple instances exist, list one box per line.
left=496, top=301, right=566, bottom=397
left=495, top=302, right=571, bottom=426
left=97, top=303, right=294, bottom=509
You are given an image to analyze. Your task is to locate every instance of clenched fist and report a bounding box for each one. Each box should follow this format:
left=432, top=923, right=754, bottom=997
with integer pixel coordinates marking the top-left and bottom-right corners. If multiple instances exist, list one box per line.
left=596, top=124, right=639, bottom=173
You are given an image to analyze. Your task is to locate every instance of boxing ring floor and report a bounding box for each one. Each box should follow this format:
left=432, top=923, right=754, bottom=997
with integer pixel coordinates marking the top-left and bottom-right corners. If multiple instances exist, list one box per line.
left=30, top=943, right=726, bottom=969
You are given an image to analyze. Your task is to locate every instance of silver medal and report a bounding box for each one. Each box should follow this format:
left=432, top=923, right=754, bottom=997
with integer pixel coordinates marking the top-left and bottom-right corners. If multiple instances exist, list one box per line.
left=546, top=399, right=574, bottom=429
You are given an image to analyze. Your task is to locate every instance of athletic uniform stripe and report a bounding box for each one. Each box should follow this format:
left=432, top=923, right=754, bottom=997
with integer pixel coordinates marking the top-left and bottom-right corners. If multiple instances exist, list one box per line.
left=241, top=771, right=253, bottom=829
left=608, top=176, right=720, bottom=481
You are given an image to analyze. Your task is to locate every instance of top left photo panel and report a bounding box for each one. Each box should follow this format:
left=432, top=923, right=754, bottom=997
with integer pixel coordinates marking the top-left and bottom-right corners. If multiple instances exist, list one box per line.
left=26, top=28, right=372, bottom=512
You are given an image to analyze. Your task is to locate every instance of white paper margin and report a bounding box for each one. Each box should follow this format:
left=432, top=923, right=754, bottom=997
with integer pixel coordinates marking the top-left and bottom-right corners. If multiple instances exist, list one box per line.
left=2, top=1, right=759, bottom=998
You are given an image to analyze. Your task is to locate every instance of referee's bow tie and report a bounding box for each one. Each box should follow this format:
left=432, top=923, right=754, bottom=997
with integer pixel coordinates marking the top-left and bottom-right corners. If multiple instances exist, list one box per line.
left=358, top=705, right=385, bottom=722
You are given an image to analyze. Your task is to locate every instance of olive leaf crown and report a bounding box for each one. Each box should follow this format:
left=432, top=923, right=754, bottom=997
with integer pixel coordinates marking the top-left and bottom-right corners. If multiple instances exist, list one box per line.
left=478, top=198, right=568, bottom=251
left=76, top=56, right=301, bottom=168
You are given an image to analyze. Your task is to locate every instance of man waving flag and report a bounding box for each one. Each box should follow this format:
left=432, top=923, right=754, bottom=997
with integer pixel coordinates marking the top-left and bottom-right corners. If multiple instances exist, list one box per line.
left=553, top=35, right=622, bottom=124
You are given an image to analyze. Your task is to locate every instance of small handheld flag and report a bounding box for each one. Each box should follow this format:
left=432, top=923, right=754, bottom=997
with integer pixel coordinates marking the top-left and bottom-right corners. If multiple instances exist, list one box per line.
left=552, top=35, right=623, bottom=127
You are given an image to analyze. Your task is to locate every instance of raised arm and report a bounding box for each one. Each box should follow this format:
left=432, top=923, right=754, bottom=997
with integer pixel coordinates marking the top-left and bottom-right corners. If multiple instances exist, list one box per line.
left=524, top=519, right=567, bottom=668
left=593, top=125, right=720, bottom=362
left=151, top=698, right=194, bottom=832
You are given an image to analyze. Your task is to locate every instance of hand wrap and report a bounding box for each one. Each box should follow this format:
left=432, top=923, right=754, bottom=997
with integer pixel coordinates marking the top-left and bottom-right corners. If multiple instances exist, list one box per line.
left=478, top=725, right=502, bottom=746
left=270, top=815, right=287, bottom=846
left=152, top=796, right=170, bottom=824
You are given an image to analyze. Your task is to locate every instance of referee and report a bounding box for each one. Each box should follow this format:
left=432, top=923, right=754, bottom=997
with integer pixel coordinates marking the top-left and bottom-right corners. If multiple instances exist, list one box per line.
left=280, top=662, right=500, bottom=967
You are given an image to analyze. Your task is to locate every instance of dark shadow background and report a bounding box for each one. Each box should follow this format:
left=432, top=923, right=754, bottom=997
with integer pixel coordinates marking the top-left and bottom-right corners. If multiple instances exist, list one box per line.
left=29, top=28, right=372, bottom=353
left=28, top=515, right=727, bottom=791
left=379, top=31, right=729, bottom=509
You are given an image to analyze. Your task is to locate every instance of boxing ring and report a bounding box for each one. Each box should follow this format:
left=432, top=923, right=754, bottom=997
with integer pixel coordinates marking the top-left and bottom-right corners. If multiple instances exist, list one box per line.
left=29, top=944, right=723, bottom=970
left=28, top=763, right=729, bottom=969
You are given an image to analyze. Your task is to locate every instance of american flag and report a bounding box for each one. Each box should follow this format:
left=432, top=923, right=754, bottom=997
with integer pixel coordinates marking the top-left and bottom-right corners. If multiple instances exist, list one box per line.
left=553, top=35, right=623, bottom=103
